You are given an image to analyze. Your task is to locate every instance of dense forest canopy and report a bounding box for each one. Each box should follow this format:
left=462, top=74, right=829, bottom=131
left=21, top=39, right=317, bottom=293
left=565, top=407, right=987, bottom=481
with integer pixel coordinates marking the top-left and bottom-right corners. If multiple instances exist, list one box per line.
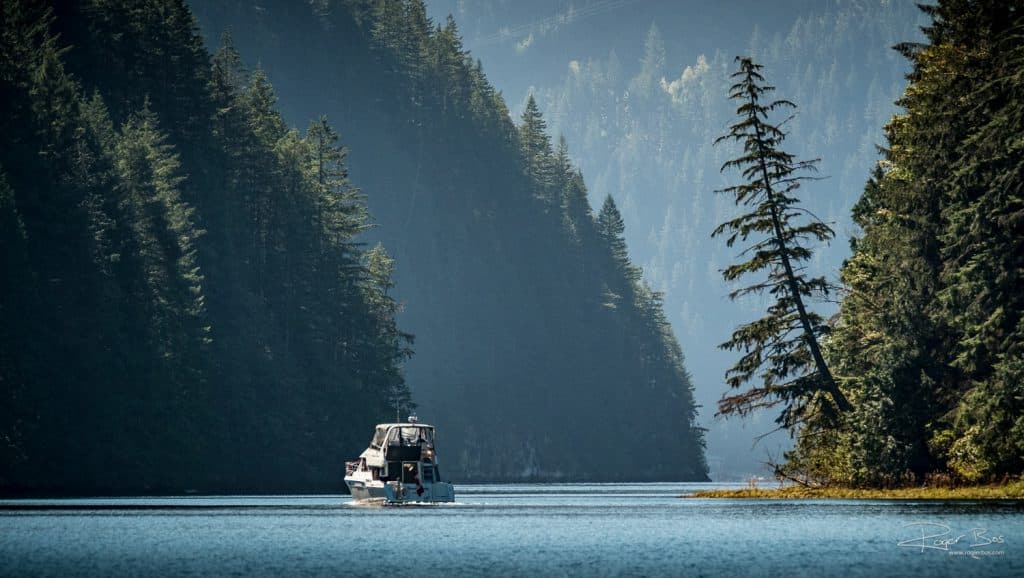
left=784, top=0, right=1024, bottom=487
left=1, top=0, right=708, bottom=494
left=189, top=0, right=708, bottom=483
left=1, top=0, right=412, bottom=494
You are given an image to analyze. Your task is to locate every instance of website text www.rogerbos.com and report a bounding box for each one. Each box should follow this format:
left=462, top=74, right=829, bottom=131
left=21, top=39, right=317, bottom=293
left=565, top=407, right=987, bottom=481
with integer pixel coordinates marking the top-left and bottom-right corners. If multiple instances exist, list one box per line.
left=897, top=522, right=1006, bottom=560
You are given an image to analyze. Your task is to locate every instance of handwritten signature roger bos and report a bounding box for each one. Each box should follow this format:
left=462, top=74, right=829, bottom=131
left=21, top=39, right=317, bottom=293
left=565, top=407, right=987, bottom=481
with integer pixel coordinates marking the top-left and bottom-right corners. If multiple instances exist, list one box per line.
left=897, top=522, right=1006, bottom=559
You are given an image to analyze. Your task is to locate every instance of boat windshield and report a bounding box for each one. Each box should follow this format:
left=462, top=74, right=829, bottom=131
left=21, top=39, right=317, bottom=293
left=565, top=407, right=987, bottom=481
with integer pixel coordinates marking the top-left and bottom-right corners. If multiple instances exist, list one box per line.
left=390, top=426, right=433, bottom=446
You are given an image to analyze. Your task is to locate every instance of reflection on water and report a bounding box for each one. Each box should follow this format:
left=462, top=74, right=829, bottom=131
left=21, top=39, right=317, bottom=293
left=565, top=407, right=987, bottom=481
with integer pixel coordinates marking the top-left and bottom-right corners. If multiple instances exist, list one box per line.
left=1, top=484, right=1022, bottom=577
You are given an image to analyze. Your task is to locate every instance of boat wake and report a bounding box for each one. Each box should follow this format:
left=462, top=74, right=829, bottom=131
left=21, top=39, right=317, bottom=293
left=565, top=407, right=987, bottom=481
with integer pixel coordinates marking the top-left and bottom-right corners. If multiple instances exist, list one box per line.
left=343, top=500, right=469, bottom=508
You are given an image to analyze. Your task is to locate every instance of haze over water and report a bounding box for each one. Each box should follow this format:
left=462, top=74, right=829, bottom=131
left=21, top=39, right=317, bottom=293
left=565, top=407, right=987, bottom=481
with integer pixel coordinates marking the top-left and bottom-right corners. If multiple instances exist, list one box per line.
left=3, top=484, right=1022, bottom=576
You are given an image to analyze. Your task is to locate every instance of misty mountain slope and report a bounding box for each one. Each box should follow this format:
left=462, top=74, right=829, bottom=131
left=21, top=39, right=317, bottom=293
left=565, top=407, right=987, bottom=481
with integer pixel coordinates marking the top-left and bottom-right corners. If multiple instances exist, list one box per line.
left=189, top=0, right=708, bottom=482
left=426, top=0, right=928, bottom=478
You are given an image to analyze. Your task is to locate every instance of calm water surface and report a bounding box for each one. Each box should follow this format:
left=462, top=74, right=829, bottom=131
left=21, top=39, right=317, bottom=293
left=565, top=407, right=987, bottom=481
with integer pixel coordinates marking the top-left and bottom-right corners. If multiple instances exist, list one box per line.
left=2, top=483, right=1022, bottom=576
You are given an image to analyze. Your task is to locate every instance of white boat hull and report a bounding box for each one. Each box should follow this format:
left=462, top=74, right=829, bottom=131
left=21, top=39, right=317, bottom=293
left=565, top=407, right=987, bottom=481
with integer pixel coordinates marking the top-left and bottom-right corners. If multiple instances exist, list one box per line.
left=345, top=479, right=389, bottom=503
left=345, top=476, right=455, bottom=504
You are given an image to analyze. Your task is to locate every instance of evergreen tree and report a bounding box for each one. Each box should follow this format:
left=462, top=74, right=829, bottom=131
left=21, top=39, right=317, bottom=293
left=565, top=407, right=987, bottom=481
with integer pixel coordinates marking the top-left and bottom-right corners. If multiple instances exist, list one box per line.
left=115, top=104, right=209, bottom=362
left=370, top=0, right=406, bottom=63
left=712, top=57, right=850, bottom=429
left=363, top=243, right=414, bottom=419
left=434, top=15, right=471, bottom=113
left=787, top=0, right=1024, bottom=486
left=305, top=115, right=368, bottom=252
left=931, top=2, right=1024, bottom=481
left=519, top=94, right=556, bottom=202
left=786, top=162, right=946, bottom=486
left=208, top=30, right=248, bottom=141
left=597, top=194, right=640, bottom=285
left=630, top=23, right=666, bottom=98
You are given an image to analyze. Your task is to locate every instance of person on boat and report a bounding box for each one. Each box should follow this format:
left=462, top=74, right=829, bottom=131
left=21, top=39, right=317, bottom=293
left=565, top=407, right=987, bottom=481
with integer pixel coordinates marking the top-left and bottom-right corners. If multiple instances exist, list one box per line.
left=412, top=470, right=425, bottom=496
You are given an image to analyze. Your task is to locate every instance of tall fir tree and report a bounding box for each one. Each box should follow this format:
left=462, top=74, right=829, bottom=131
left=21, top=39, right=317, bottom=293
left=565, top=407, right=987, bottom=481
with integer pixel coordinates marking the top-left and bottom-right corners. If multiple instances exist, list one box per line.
left=519, top=94, right=556, bottom=203
left=712, top=57, right=850, bottom=429
left=597, top=194, right=641, bottom=285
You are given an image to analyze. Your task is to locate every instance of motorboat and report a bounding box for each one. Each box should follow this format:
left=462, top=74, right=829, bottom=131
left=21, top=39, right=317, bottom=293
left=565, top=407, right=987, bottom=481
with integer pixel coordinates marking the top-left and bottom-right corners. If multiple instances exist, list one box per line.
left=344, top=416, right=455, bottom=504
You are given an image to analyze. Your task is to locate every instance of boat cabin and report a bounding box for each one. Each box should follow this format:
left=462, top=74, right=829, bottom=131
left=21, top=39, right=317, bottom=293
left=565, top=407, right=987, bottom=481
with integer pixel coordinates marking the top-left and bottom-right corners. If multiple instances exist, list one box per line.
left=345, top=416, right=455, bottom=503
left=356, top=422, right=442, bottom=484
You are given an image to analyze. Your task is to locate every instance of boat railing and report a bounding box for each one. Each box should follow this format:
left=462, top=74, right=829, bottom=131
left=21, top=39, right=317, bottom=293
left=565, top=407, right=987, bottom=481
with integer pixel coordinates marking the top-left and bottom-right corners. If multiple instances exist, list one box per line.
left=345, top=460, right=360, bottom=476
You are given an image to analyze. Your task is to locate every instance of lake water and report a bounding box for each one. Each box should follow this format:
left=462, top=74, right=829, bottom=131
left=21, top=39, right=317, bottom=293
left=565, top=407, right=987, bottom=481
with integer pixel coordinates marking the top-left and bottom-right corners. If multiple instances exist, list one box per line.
left=2, top=483, right=1022, bottom=576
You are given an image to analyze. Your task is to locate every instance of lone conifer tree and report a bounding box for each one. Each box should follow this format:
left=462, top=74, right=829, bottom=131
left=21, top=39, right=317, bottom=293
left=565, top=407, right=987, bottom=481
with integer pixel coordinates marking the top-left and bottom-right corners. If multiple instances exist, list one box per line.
left=713, top=57, right=851, bottom=427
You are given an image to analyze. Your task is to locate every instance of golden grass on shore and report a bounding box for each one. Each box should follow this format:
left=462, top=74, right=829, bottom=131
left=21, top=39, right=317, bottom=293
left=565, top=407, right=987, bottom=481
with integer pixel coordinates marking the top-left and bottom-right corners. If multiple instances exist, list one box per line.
left=686, top=480, right=1024, bottom=500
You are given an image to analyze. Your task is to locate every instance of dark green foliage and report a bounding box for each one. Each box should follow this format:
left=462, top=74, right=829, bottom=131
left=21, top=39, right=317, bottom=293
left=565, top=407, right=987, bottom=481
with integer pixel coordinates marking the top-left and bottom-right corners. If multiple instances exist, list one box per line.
left=712, top=57, right=849, bottom=429
left=786, top=0, right=1024, bottom=486
left=358, top=0, right=706, bottom=481
left=0, top=0, right=410, bottom=494
left=596, top=195, right=642, bottom=314
left=519, top=95, right=556, bottom=203
left=1, top=0, right=707, bottom=490
left=191, top=0, right=708, bottom=481
left=0, top=169, right=30, bottom=485
left=934, top=5, right=1024, bottom=481
left=115, top=105, right=210, bottom=361
left=597, top=195, right=640, bottom=284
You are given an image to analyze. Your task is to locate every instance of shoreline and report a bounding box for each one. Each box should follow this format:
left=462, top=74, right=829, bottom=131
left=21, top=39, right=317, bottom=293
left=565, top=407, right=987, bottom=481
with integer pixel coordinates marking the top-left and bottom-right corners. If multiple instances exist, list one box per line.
left=687, top=481, right=1024, bottom=500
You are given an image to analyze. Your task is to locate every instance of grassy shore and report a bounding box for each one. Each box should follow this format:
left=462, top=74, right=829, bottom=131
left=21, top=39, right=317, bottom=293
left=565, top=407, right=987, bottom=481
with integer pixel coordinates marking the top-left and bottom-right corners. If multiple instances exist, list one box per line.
left=688, top=480, right=1024, bottom=500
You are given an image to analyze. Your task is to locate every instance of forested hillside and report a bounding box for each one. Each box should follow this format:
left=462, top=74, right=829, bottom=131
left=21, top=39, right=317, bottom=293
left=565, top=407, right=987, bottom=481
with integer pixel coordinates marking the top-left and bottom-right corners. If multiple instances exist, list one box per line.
left=786, top=0, right=1024, bottom=487
left=424, top=0, right=927, bottom=478
left=189, top=0, right=708, bottom=482
left=1, top=0, right=412, bottom=494
left=1, top=0, right=708, bottom=492
left=3, top=0, right=1016, bottom=496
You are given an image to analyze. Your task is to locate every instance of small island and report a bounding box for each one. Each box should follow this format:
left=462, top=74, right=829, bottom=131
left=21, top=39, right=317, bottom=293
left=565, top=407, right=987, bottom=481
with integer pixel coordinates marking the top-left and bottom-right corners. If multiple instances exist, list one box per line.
left=689, top=480, right=1024, bottom=500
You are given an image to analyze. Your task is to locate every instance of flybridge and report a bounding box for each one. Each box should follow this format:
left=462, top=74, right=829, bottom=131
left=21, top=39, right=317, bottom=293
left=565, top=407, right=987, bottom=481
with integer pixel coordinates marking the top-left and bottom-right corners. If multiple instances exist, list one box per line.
left=345, top=417, right=455, bottom=504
